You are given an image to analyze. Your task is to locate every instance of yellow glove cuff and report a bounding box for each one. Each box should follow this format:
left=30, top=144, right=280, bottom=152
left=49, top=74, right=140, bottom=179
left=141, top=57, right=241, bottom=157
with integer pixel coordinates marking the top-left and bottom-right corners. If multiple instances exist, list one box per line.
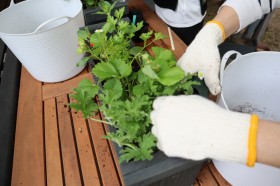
left=247, top=114, right=259, bottom=167
left=207, top=20, right=226, bottom=42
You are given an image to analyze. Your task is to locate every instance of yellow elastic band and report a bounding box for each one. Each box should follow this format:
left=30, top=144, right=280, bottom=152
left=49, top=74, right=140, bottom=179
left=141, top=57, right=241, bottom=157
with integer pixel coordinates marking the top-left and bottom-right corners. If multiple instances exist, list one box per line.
left=207, top=20, right=226, bottom=41
left=247, top=114, right=259, bottom=167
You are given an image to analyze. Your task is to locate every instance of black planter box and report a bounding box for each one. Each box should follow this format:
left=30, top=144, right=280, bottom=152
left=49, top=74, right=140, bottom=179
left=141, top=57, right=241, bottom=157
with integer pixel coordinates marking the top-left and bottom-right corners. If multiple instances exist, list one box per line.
left=83, top=0, right=129, bottom=25
left=113, top=141, right=206, bottom=186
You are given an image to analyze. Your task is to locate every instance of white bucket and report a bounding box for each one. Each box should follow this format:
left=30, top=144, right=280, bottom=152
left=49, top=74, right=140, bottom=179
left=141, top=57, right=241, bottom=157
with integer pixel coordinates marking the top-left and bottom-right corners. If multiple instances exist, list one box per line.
left=0, top=0, right=85, bottom=82
left=213, top=50, right=280, bottom=186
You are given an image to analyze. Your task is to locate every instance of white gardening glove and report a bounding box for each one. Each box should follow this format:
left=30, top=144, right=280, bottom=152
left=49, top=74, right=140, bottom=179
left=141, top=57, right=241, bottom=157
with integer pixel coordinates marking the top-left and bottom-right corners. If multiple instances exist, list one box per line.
left=177, top=21, right=225, bottom=95
left=151, top=95, right=258, bottom=166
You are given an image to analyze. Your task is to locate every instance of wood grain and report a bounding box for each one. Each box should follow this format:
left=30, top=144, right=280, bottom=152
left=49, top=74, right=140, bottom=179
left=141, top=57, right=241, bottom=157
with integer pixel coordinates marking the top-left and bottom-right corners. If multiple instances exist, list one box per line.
left=11, top=68, right=45, bottom=186
left=44, top=98, right=64, bottom=186
left=42, top=73, right=93, bottom=101
left=88, top=114, right=122, bottom=186
left=70, top=97, right=101, bottom=186
left=56, top=95, right=82, bottom=186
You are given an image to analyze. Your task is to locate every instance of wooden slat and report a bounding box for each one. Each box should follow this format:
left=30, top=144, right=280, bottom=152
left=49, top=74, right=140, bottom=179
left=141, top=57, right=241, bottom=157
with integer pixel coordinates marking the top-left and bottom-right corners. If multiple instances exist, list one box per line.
left=70, top=97, right=101, bottom=186
left=127, top=0, right=187, bottom=59
left=99, top=112, right=125, bottom=186
left=88, top=114, right=121, bottom=186
left=208, top=162, right=231, bottom=186
left=196, top=163, right=219, bottom=186
left=42, top=73, right=93, bottom=101
left=11, top=67, right=45, bottom=186
left=44, top=98, right=64, bottom=186
left=56, top=95, right=82, bottom=186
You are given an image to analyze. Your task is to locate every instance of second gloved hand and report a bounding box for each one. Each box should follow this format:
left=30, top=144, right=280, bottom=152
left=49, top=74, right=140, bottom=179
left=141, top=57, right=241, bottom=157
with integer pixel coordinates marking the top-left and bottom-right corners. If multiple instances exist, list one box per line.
left=151, top=95, right=258, bottom=166
left=177, top=21, right=225, bottom=95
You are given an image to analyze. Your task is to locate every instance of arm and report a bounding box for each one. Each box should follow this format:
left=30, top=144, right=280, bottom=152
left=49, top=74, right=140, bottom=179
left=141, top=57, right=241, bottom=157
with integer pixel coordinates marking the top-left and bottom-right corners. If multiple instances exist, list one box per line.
left=212, top=6, right=239, bottom=38
left=222, top=0, right=280, bottom=32
left=177, top=0, right=280, bottom=95
left=257, top=120, right=280, bottom=167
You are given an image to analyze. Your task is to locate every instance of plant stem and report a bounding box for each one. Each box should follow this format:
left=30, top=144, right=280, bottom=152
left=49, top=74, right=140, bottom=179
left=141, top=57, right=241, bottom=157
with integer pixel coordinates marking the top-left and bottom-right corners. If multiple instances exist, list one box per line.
left=85, top=45, right=104, bottom=62
left=89, top=117, right=114, bottom=125
left=123, top=143, right=138, bottom=150
left=129, top=38, right=157, bottom=65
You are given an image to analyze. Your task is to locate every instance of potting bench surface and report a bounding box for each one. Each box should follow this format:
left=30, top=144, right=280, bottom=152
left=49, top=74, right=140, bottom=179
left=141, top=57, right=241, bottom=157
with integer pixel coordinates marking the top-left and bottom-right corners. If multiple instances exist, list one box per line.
left=10, top=0, right=231, bottom=185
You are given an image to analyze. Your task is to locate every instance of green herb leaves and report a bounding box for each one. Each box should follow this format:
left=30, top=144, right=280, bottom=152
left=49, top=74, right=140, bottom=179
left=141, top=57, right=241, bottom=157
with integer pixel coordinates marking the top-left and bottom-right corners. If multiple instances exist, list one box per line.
left=70, top=1, right=203, bottom=163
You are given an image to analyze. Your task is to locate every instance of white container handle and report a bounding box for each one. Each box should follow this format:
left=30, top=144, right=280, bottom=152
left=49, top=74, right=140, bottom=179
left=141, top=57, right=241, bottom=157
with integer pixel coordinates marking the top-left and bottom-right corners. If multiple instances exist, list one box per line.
left=219, top=50, right=242, bottom=110
left=9, top=0, right=15, bottom=7
left=32, top=16, right=71, bottom=34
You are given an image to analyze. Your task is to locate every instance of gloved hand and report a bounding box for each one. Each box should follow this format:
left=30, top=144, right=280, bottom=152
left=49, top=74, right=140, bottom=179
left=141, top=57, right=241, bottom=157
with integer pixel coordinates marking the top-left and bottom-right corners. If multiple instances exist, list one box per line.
left=177, top=21, right=225, bottom=95
left=151, top=95, right=258, bottom=167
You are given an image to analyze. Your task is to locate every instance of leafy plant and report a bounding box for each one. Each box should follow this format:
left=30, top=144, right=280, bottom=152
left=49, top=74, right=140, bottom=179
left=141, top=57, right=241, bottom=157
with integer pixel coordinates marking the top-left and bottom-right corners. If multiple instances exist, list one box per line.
left=70, top=1, right=201, bottom=163
left=82, top=0, right=104, bottom=9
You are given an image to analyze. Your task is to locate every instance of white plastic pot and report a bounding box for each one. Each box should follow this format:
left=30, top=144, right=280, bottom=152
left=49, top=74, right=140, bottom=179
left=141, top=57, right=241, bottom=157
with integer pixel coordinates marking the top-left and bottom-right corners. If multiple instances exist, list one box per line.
left=214, top=50, right=280, bottom=186
left=0, top=0, right=85, bottom=82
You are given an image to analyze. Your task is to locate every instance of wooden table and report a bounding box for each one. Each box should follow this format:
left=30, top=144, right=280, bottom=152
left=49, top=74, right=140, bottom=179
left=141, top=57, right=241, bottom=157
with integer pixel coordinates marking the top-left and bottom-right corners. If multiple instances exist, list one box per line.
left=10, top=0, right=231, bottom=185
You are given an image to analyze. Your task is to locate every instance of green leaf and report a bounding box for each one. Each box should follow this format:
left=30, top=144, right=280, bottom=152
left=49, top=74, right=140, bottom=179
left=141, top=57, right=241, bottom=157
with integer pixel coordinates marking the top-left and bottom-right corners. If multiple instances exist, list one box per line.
left=129, top=46, right=143, bottom=56
left=90, top=32, right=104, bottom=47
left=69, top=79, right=99, bottom=118
left=154, top=32, right=167, bottom=40
left=114, top=7, right=125, bottom=19
left=76, top=57, right=90, bottom=67
left=152, top=47, right=176, bottom=62
left=100, top=1, right=112, bottom=13
left=92, top=61, right=118, bottom=79
left=119, top=134, right=156, bottom=163
left=142, top=65, right=159, bottom=79
left=162, top=85, right=177, bottom=95
left=140, top=30, right=153, bottom=41
left=157, top=67, right=185, bottom=86
left=132, top=84, right=147, bottom=96
left=102, top=22, right=113, bottom=32
left=151, top=46, right=164, bottom=56
left=103, top=78, right=123, bottom=100
left=110, top=59, right=132, bottom=77
left=77, top=29, right=89, bottom=40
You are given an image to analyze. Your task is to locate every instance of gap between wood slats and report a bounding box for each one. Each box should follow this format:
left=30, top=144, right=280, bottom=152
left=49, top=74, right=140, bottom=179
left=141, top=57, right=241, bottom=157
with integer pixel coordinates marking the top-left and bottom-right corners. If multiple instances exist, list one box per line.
left=196, top=162, right=219, bottom=186
left=208, top=162, right=231, bottom=186
left=56, top=95, right=83, bottom=186
left=44, top=98, right=64, bottom=186
left=87, top=112, right=122, bottom=186
left=97, top=109, right=125, bottom=186
left=69, top=95, right=102, bottom=186
left=195, top=162, right=232, bottom=186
